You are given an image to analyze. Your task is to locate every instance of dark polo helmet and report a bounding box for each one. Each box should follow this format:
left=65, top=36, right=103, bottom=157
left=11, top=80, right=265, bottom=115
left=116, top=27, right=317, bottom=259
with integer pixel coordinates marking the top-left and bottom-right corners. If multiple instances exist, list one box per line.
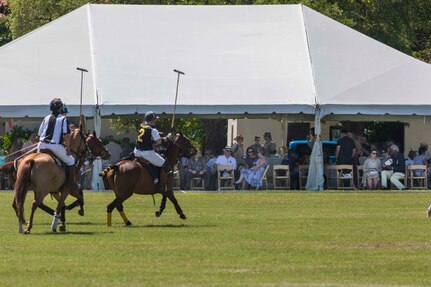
left=145, top=111, right=159, bottom=122
left=50, top=98, right=64, bottom=112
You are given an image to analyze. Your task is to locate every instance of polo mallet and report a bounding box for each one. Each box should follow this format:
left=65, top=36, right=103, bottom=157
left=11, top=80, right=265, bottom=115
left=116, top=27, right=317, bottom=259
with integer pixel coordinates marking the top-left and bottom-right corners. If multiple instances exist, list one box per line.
left=76, top=67, right=88, bottom=127
left=171, top=69, right=185, bottom=130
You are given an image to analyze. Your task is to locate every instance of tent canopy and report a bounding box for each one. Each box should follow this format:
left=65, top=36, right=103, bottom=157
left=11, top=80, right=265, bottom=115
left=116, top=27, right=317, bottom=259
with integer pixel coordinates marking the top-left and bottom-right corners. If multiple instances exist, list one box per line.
left=0, top=4, right=430, bottom=118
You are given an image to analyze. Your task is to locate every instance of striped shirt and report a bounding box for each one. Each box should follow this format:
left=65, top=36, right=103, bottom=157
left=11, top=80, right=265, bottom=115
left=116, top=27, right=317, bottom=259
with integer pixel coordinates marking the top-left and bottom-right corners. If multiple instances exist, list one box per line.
left=38, top=113, right=70, bottom=144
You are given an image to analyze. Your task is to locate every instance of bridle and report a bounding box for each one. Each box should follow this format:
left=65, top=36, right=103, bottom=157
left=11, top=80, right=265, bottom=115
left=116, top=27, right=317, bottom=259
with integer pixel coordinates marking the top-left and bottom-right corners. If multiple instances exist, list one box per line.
left=69, top=129, right=109, bottom=167
left=171, top=134, right=196, bottom=157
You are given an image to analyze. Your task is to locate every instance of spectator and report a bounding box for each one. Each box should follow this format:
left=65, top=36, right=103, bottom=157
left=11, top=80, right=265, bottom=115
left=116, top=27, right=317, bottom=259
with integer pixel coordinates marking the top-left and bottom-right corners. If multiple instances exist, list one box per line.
left=178, top=156, right=189, bottom=190
left=419, top=143, right=431, bottom=162
left=215, top=146, right=237, bottom=169
left=238, top=147, right=257, bottom=170
left=280, top=149, right=300, bottom=190
left=362, top=150, right=381, bottom=190
left=335, top=129, right=356, bottom=166
left=186, top=150, right=206, bottom=188
left=235, top=148, right=267, bottom=189
left=381, top=144, right=406, bottom=190
left=413, top=146, right=428, bottom=176
left=249, top=136, right=262, bottom=153
left=22, top=132, right=38, bottom=153
left=120, top=137, right=134, bottom=159
left=405, top=150, right=417, bottom=167
left=263, top=132, right=277, bottom=155
left=231, top=135, right=244, bottom=161
left=215, top=146, right=237, bottom=188
left=8, top=138, right=23, bottom=161
left=104, top=135, right=122, bottom=165
left=204, top=150, right=217, bottom=190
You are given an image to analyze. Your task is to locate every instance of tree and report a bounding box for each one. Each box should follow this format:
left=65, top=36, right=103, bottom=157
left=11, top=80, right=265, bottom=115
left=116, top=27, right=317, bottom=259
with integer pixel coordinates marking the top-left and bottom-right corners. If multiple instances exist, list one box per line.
left=0, top=0, right=11, bottom=46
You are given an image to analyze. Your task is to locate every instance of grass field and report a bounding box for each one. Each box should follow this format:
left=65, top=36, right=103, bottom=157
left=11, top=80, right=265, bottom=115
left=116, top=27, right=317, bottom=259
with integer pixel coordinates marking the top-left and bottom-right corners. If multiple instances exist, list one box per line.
left=1, top=190, right=431, bottom=286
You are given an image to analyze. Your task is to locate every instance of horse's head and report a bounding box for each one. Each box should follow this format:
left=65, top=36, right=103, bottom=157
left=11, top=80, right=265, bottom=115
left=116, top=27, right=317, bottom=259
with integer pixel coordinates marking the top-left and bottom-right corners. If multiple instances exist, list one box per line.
left=172, top=133, right=197, bottom=157
left=68, top=129, right=110, bottom=161
left=86, top=131, right=111, bottom=160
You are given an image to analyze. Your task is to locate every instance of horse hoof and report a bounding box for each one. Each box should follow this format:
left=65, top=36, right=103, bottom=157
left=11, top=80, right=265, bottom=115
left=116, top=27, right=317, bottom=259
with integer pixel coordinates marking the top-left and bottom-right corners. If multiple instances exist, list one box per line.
left=179, top=214, right=187, bottom=220
left=24, top=229, right=30, bottom=234
left=78, top=210, right=84, bottom=216
left=52, top=229, right=57, bottom=233
left=59, top=226, right=66, bottom=232
left=126, top=221, right=132, bottom=226
left=155, top=211, right=161, bottom=217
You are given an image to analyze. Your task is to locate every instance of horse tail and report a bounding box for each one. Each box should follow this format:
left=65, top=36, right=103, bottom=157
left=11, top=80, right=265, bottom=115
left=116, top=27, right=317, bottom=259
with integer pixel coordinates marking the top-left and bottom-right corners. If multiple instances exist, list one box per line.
left=14, top=159, right=34, bottom=219
left=99, top=164, right=119, bottom=178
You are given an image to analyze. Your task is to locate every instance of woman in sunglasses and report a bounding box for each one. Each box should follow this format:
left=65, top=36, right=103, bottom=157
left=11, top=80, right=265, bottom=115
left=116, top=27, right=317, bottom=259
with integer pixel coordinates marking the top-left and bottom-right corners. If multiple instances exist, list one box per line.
left=362, top=150, right=381, bottom=190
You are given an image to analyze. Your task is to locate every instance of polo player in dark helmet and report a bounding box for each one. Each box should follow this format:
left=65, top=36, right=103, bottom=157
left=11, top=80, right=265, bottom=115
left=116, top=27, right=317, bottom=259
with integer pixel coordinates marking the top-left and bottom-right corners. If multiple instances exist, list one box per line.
left=37, top=98, right=78, bottom=191
left=134, top=111, right=173, bottom=187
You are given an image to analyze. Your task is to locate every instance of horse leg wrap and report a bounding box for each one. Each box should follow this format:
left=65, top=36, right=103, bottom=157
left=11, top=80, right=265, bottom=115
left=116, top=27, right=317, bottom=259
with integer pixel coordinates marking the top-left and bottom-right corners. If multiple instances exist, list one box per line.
left=107, top=212, right=112, bottom=227
left=119, top=211, right=131, bottom=225
left=51, top=213, right=61, bottom=231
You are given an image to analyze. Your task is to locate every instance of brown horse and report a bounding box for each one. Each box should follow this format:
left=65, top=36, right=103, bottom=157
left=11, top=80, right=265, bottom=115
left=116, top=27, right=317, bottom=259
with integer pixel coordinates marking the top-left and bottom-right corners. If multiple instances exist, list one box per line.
left=102, top=133, right=196, bottom=226
left=14, top=128, right=109, bottom=234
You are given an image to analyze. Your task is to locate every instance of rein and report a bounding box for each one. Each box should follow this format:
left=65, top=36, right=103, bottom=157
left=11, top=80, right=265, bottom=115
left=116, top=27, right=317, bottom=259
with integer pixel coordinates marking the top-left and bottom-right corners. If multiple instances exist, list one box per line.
left=68, top=130, right=91, bottom=167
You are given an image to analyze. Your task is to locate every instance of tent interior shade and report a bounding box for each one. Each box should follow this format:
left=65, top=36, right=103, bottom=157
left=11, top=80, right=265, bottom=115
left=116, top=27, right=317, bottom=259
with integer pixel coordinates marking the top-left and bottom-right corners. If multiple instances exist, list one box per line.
left=0, top=4, right=430, bottom=118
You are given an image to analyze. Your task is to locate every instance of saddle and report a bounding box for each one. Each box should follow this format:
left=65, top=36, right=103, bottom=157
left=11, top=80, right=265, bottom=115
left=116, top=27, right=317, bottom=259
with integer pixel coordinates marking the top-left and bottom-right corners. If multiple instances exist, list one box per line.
left=39, top=149, right=66, bottom=168
left=134, top=156, right=159, bottom=182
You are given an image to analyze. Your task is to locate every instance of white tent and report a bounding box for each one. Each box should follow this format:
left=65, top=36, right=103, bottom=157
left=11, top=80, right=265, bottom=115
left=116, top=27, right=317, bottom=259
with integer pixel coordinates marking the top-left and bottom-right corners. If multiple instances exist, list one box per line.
left=1, top=4, right=430, bottom=118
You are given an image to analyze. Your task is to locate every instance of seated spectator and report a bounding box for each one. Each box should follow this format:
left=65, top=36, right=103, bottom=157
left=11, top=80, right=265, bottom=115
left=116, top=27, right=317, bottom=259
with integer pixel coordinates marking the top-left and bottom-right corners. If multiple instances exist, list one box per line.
left=280, top=149, right=299, bottom=190
left=237, top=147, right=257, bottom=170
left=413, top=146, right=428, bottom=176
left=405, top=150, right=417, bottom=167
left=381, top=144, right=406, bottom=190
left=204, top=150, right=217, bottom=190
left=178, top=156, right=189, bottom=190
left=362, top=150, right=381, bottom=189
left=235, top=148, right=267, bottom=189
left=187, top=150, right=207, bottom=187
left=215, top=146, right=237, bottom=188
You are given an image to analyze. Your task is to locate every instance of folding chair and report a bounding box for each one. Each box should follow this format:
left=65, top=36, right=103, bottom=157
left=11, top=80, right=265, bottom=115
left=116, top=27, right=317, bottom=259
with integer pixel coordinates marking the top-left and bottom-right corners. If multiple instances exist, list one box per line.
left=407, top=165, right=428, bottom=190
left=336, top=164, right=354, bottom=190
left=217, top=165, right=235, bottom=190
left=258, top=165, right=270, bottom=190
left=273, top=164, right=290, bottom=190
left=298, top=165, right=309, bottom=190
left=325, top=165, right=339, bottom=190
left=357, top=165, right=364, bottom=189
left=190, top=177, right=205, bottom=190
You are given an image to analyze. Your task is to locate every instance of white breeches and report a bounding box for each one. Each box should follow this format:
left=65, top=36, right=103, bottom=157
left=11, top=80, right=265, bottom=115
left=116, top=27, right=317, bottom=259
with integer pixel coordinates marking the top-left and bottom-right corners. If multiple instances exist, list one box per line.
left=38, top=142, right=75, bottom=166
left=134, top=148, right=165, bottom=167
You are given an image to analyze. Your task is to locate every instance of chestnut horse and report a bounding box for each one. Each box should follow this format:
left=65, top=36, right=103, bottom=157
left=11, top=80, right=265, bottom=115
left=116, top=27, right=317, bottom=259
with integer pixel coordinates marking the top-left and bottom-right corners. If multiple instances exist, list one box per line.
left=14, top=128, right=109, bottom=234
left=102, top=133, right=196, bottom=226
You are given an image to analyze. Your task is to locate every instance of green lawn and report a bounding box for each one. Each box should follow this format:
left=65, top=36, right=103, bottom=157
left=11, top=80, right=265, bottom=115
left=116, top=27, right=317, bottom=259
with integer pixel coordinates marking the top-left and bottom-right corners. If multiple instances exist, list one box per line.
left=1, top=190, right=431, bottom=286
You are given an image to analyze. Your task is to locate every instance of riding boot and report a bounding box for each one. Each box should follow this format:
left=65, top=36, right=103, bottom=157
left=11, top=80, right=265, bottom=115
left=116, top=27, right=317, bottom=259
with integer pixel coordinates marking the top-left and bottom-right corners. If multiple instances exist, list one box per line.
left=162, top=160, right=173, bottom=175
left=66, top=165, right=79, bottom=191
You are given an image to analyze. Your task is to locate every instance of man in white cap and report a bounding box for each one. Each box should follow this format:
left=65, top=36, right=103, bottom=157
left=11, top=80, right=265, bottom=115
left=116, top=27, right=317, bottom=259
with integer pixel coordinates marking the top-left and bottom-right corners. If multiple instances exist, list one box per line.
left=215, top=146, right=237, bottom=188
left=381, top=144, right=406, bottom=190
